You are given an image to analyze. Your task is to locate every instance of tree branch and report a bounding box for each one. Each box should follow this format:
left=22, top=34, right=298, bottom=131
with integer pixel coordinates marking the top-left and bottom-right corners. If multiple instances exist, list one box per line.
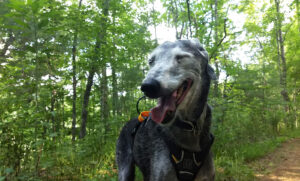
left=211, top=18, right=227, bottom=59
left=186, top=0, right=192, bottom=38
left=283, top=19, right=295, bottom=42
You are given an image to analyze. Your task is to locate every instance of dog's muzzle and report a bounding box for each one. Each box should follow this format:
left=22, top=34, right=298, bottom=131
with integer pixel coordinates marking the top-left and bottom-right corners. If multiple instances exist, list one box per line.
left=141, top=78, right=161, bottom=98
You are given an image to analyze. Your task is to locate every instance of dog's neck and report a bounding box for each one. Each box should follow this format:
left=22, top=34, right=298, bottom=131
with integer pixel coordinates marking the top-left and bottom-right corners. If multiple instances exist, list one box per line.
left=164, top=103, right=208, bottom=152
left=165, top=76, right=211, bottom=152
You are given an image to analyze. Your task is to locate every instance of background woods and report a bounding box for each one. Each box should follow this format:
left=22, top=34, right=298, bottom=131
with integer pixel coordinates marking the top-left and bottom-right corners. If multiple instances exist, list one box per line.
left=0, top=0, right=299, bottom=180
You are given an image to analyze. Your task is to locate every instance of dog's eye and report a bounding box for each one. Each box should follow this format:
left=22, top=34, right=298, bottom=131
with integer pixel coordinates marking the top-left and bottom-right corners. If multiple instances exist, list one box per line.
left=148, top=56, right=155, bottom=65
left=175, top=54, right=190, bottom=63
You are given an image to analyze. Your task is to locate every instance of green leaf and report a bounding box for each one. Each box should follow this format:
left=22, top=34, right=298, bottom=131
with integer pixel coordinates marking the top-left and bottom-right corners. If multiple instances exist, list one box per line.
left=49, top=132, right=58, bottom=137
left=4, top=168, right=14, bottom=174
left=38, top=19, right=48, bottom=29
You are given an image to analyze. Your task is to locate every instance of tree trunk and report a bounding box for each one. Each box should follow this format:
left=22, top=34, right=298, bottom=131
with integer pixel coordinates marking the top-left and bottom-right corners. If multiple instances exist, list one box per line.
left=213, top=0, right=220, bottom=97
left=275, top=0, right=290, bottom=127
left=62, top=94, right=65, bottom=130
left=151, top=0, right=158, bottom=44
left=72, top=0, right=82, bottom=142
left=71, top=28, right=78, bottom=141
left=51, top=89, right=56, bottom=142
left=296, top=0, right=299, bottom=32
left=112, top=66, right=118, bottom=116
left=170, top=0, right=180, bottom=40
left=186, top=0, right=192, bottom=38
left=79, top=0, right=110, bottom=139
left=111, top=10, right=118, bottom=116
left=79, top=67, right=96, bottom=139
left=275, top=0, right=289, bottom=102
left=100, top=66, right=109, bottom=142
left=179, top=22, right=185, bottom=39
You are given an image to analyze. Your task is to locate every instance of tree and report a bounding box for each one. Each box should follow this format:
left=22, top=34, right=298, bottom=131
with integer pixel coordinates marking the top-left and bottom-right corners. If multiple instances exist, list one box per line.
left=79, top=0, right=110, bottom=139
left=71, top=0, right=83, bottom=141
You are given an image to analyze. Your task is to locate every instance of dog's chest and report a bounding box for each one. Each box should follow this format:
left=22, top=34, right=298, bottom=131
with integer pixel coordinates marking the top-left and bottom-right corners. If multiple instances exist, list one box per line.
left=132, top=120, right=213, bottom=181
left=133, top=121, right=174, bottom=175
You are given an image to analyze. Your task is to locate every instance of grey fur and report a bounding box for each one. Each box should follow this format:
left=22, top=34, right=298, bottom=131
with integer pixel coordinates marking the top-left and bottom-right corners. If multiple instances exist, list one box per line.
left=116, top=39, right=215, bottom=181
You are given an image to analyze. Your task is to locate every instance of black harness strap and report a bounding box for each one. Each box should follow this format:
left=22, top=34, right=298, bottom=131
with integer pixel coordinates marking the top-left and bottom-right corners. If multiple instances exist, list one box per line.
left=165, top=133, right=214, bottom=181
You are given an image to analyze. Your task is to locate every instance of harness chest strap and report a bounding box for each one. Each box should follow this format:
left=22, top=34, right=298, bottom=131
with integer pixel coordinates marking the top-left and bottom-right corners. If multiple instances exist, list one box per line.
left=167, top=133, right=214, bottom=181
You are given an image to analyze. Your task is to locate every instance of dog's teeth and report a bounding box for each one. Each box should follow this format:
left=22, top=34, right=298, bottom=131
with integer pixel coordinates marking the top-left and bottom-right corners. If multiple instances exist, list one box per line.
left=166, top=111, right=173, bottom=117
left=177, top=87, right=182, bottom=99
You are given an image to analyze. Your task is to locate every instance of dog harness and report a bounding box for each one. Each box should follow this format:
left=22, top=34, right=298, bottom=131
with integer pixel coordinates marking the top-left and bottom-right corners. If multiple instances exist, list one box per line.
left=134, top=111, right=214, bottom=181
left=165, top=131, right=214, bottom=181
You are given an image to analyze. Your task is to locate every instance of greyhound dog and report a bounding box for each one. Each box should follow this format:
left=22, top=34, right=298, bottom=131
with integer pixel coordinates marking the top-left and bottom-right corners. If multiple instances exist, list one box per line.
left=116, top=39, right=216, bottom=181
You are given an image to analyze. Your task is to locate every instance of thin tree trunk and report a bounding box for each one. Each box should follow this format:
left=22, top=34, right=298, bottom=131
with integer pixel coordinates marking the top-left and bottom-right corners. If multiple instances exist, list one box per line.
left=293, top=88, right=300, bottom=128
left=275, top=0, right=289, bottom=102
left=257, top=38, right=268, bottom=125
left=79, top=67, right=96, bottom=139
left=112, top=67, right=118, bottom=116
left=62, top=94, right=65, bottom=130
left=151, top=0, right=158, bottom=44
left=275, top=0, right=290, bottom=128
left=186, top=0, right=192, bottom=38
left=100, top=66, right=109, bottom=142
left=71, top=33, right=78, bottom=141
left=72, top=0, right=83, bottom=142
left=51, top=89, right=56, bottom=142
left=79, top=0, right=110, bottom=139
left=213, top=0, right=220, bottom=97
left=275, top=30, right=282, bottom=84
left=33, top=14, right=41, bottom=177
left=179, top=22, right=185, bottom=39
left=170, top=0, right=179, bottom=39
left=111, top=11, right=118, bottom=116
left=296, top=0, right=299, bottom=32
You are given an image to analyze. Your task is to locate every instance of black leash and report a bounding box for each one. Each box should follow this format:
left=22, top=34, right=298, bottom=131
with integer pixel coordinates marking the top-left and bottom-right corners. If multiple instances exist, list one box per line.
left=132, top=95, right=147, bottom=137
left=136, top=95, right=146, bottom=115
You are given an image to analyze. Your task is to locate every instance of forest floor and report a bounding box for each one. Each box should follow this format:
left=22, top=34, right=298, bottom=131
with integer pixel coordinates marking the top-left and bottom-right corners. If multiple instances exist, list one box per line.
left=249, top=138, right=300, bottom=181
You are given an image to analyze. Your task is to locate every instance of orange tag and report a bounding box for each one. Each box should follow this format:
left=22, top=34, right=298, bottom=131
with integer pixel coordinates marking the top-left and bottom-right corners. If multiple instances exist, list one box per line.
left=138, top=111, right=150, bottom=122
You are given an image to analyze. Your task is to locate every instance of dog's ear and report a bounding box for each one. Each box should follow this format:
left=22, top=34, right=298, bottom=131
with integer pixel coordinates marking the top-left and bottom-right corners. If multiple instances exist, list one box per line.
left=207, top=64, right=217, bottom=80
left=190, top=38, right=209, bottom=60
left=190, top=38, right=216, bottom=80
left=190, top=38, right=202, bottom=47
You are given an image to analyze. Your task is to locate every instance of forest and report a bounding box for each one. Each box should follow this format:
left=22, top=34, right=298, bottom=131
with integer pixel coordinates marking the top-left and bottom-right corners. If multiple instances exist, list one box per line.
left=0, top=0, right=299, bottom=180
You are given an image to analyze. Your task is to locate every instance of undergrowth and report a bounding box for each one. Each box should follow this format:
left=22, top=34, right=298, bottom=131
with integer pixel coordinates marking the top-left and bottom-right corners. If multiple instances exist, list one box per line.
left=214, top=128, right=300, bottom=181
left=1, top=127, right=299, bottom=181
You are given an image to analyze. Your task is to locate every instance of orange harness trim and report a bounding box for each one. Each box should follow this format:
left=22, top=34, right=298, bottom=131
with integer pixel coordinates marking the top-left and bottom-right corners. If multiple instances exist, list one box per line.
left=138, top=111, right=150, bottom=122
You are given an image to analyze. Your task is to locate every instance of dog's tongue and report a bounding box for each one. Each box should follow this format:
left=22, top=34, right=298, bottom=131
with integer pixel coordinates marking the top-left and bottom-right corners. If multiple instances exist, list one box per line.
left=151, top=91, right=177, bottom=123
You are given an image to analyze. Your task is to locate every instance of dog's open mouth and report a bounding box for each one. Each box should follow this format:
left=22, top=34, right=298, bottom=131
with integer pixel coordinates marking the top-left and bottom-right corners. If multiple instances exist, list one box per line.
left=151, top=79, right=193, bottom=124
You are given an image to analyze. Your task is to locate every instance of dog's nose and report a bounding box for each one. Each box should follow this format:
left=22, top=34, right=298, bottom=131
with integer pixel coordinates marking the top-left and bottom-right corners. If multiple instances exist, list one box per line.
left=141, top=79, right=161, bottom=98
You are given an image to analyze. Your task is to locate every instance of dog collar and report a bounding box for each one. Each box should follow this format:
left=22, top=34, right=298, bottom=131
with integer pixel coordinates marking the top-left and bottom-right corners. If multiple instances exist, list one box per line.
left=173, top=104, right=208, bottom=135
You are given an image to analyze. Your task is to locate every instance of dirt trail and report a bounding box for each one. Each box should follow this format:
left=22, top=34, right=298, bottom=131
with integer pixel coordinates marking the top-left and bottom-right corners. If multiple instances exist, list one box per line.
left=250, top=138, right=300, bottom=181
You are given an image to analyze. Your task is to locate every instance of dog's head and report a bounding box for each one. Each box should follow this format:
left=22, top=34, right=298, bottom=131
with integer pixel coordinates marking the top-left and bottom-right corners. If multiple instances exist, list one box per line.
left=141, top=39, right=216, bottom=124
